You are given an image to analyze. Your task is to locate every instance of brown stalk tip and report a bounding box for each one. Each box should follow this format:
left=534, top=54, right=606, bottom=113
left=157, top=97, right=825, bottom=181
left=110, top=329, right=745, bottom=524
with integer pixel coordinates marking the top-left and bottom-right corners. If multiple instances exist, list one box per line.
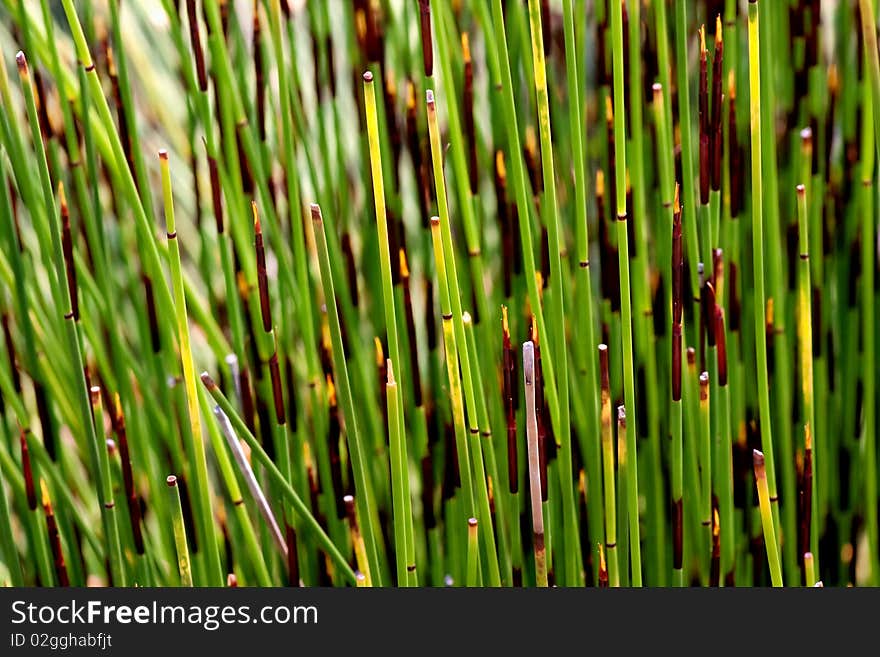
left=699, top=25, right=706, bottom=54
left=20, top=430, right=36, bottom=511
left=617, top=405, right=626, bottom=427
left=598, top=343, right=610, bottom=392
left=522, top=340, right=535, bottom=385
left=344, top=495, right=358, bottom=527
left=796, top=183, right=806, bottom=196
left=468, top=517, right=478, bottom=528
left=15, top=51, right=27, bottom=75
left=158, top=149, right=168, bottom=161
left=58, top=182, right=68, bottom=213
left=113, top=392, right=125, bottom=426
left=800, top=126, right=813, bottom=146
left=399, top=247, right=410, bottom=279
left=715, top=14, right=723, bottom=45
left=373, top=337, right=384, bottom=367
left=752, top=449, right=766, bottom=479
left=310, top=203, right=322, bottom=222
left=363, top=71, right=373, bottom=83
left=496, top=150, right=507, bottom=181
left=252, top=202, right=262, bottom=233
left=386, top=358, right=395, bottom=386
left=418, top=0, right=433, bottom=77
left=40, top=479, right=52, bottom=513
left=716, top=306, right=728, bottom=385
left=166, top=475, right=178, bottom=487
left=200, top=371, right=217, bottom=389
left=426, top=89, right=435, bottom=105
left=89, top=385, right=101, bottom=406
left=686, top=347, right=696, bottom=366
left=430, top=215, right=440, bottom=228
left=227, top=573, right=238, bottom=587
left=186, top=0, right=208, bottom=90
left=707, top=278, right=716, bottom=301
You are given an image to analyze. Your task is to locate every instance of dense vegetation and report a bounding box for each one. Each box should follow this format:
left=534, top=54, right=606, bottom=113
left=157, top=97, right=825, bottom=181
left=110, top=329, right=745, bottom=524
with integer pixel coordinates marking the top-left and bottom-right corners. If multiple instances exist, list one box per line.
left=0, top=0, right=877, bottom=588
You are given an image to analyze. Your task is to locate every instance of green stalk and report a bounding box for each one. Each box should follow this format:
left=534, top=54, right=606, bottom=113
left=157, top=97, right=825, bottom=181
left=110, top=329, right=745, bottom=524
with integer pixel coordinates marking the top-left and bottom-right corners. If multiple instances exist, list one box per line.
left=757, top=0, right=796, bottom=583
left=609, top=0, right=642, bottom=586
left=671, top=185, right=685, bottom=587
left=364, top=73, right=415, bottom=586
left=88, top=386, right=126, bottom=580
left=857, top=0, right=880, bottom=587
left=432, top=0, right=493, bottom=342
left=463, top=313, right=510, bottom=585
left=159, top=150, right=223, bottom=587
left=310, top=204, right=383, bottom=586
left=201, top=373, right=355, bottom=584
left=0, top=441, right=22, bottom=584
left=754, top=450, right=782, bottom=586
left=466, top=517, right=480, bottom=587
left=428, top=218, right=480, bottom=572
left=698, top=371, right=712, bottom=575
left=746, top=0, right=781, bottom=565
left=674, top=0, right=702, bottom=301
left=426, top=96, right=500, bottom=586
left=598, top=345, right=619, bottom=587
left=488, top=0, right=559, bottom=430
left=714, top=310, right=734, bottom=584
left=166, top=475, right=193, bottom=587
left=525, top=0, right=578, bottom=587
left=795, top=183, right=817, bottom=580
left=385, top=359, right=413, bottom=585
left=424, top=92, right=480, bottom=445
left=629, top=0, right=664, bottom=585
left=804, top=551, right=817, bottom=587
left=16, top=52, right=126, bottom=586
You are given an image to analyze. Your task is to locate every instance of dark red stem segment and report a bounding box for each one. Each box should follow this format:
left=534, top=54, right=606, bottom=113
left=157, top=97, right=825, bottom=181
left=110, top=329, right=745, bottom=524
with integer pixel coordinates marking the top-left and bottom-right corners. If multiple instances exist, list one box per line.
left=418, top=0, right=433, bottom=77
left=186, top=0, right=208, bottom=91
left=111, top=396, right=144, bottom=555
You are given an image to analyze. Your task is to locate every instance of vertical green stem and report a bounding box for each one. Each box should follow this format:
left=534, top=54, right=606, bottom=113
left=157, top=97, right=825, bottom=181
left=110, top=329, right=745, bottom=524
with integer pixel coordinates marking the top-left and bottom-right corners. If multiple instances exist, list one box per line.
left=746, top=0, right=781, bottom=571
left=159, top=150, right=223, bottom=586
left=609, top=0, right=642, bottom=586
left=167, top=475, right=193, bottom=587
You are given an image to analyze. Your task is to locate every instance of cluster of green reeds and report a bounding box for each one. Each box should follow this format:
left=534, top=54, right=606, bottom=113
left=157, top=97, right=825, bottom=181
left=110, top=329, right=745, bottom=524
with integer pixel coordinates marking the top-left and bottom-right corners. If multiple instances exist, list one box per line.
left=0, top=0, right=877, bottom=588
